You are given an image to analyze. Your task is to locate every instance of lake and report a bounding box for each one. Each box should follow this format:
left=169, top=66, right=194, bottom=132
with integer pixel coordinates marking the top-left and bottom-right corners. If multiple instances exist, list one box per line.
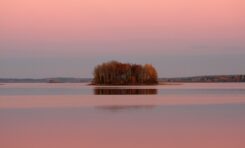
left=0, top=83, right=245, bottom=148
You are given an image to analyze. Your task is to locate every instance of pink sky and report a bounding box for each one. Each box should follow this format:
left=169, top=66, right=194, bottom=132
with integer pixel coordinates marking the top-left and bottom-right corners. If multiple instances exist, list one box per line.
left=0, top=0, right=244, bottom=77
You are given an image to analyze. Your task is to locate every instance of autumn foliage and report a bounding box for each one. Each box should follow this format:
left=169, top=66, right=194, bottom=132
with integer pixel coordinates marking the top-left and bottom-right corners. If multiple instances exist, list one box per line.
left=93, top=61, right=158, bottom=85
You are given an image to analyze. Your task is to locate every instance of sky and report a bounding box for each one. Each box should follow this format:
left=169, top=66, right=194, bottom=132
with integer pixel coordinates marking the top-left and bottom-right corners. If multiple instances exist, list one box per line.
left=0, top=0, right=245, bottom=78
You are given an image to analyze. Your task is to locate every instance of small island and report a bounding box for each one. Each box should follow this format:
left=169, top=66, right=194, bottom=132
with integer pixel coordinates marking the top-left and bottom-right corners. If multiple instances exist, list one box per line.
left=93, top=61, right=158, bottom=85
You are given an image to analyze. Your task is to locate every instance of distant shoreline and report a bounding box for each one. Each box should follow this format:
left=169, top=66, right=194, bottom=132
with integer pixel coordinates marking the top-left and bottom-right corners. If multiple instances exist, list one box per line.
left=0, top=74, right=244, bottom=83
left=160, top=74, right=245, bottom=83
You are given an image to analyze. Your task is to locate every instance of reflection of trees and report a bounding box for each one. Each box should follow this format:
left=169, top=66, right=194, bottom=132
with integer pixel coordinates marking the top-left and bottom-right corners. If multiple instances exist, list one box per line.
left=96, top=105, right=156, bottom=112
left=93, top=61, right=158, bottom=85
left=94, top=88, right=158, bottom=95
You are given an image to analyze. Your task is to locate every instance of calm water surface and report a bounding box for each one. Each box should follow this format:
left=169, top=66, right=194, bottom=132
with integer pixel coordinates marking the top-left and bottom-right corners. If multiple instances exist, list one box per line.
left=1, top=83, right=245, bottom=95
left=0, top=83, right=245, bottom=148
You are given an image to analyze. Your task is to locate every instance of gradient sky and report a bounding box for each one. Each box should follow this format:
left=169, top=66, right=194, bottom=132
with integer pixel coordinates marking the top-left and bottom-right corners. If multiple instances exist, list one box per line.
left=0, top=0, right=245, bottom=78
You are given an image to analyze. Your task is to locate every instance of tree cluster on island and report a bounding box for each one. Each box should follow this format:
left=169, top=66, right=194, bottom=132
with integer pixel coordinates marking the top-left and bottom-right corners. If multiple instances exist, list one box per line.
left=93, top=61, right=158, bottom=85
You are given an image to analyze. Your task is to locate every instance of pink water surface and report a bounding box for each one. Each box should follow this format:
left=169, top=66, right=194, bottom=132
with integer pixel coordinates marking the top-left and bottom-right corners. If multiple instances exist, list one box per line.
left=0, top=83, right=245, bottom=148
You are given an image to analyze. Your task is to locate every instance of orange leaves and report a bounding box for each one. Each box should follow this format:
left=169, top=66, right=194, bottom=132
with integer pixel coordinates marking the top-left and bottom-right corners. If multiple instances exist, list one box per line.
left=93, top=61, right=158, bottom=85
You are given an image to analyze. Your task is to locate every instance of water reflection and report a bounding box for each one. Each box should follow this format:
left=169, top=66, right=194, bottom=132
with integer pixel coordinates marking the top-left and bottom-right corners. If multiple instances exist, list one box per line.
left=94, top=88, right=158, bottom=95
left=96, top=105, right=156, bottom=112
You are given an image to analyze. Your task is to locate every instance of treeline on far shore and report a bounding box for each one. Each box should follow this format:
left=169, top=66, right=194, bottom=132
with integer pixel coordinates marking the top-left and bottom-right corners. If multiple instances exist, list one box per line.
left=0, top=75, right=245, bottom=83
left=160, top=75, right=245, bottom=83
left=0, top=78, right=91, bottom=83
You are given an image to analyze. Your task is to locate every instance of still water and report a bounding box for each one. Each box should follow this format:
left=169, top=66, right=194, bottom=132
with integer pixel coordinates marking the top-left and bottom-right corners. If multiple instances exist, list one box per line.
left=0, top=83, right=245, bottom=148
